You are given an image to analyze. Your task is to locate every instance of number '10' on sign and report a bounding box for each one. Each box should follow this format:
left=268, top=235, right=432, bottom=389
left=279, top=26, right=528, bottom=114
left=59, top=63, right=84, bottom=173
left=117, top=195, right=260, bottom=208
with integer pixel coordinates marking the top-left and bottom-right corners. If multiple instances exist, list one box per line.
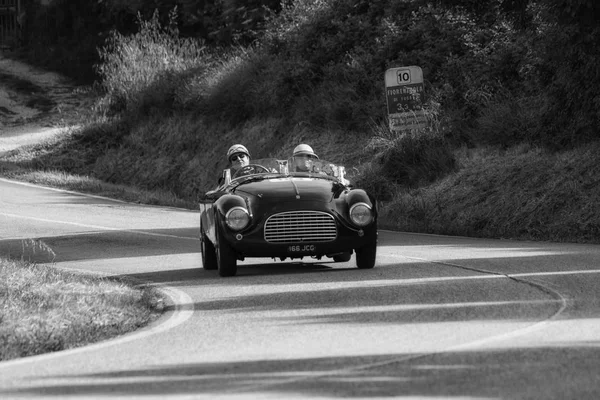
left=396, top=70, right=411, bottom=84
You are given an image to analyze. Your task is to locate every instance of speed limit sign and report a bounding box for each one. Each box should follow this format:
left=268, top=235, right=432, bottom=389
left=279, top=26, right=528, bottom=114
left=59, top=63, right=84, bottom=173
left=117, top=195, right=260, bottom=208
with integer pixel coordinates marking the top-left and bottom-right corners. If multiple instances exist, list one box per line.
left=385, top=66, right=426, bottom=132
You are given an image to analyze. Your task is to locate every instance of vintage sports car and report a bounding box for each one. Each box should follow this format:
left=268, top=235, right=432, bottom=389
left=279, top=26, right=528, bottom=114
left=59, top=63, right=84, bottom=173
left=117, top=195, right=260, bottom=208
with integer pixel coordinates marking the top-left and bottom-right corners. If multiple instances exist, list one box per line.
left=199, top=158, right=377, bottom=277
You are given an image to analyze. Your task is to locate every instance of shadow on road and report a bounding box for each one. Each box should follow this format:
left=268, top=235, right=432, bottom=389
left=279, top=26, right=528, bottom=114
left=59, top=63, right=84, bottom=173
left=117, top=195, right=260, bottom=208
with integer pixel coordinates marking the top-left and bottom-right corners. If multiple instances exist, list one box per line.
left=0, top=227, right=199, bottom=264
left=4, top=346, right=599, bottom=399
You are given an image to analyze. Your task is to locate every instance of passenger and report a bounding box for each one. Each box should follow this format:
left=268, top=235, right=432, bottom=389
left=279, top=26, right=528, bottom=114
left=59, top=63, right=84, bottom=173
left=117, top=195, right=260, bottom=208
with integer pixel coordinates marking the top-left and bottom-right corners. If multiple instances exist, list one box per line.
left=292, top=144, right=319, bottom=172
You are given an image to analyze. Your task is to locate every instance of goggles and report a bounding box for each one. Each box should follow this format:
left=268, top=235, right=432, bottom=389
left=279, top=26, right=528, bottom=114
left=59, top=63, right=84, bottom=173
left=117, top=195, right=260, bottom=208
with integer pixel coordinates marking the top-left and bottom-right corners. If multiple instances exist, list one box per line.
left=230, top=153, right=247, bottom=162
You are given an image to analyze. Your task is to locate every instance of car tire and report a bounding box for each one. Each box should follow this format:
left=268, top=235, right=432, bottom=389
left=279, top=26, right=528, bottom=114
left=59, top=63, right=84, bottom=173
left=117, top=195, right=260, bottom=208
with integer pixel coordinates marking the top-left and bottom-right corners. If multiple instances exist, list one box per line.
left=200, top=225, right=217, bottom=270
left=355, top=240, right=376, bottom=269
left=333, top=252, right=352, bottom=262
left=216, top=229, right=238, bottom=277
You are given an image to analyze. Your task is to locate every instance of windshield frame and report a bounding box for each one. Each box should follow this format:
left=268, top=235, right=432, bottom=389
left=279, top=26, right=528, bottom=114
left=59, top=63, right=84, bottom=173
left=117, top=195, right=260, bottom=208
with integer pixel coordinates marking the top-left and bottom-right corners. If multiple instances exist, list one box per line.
left=217, top=157, right=350, bottom=188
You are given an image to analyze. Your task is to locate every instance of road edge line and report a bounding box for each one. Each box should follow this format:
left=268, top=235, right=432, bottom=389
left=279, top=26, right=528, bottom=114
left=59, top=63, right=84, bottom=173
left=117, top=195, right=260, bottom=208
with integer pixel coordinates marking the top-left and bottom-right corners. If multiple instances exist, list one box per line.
left=0, top=285, right=194, bottom=368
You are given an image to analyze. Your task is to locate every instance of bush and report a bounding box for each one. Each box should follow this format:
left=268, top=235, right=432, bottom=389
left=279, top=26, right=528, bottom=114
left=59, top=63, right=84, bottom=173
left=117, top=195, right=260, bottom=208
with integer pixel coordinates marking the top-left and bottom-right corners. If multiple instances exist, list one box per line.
left=96, top=9, right=208, bottom=115
left=367, top=108, right=457, bottom=189
left=471, top=93, right=548, bottom=148
left=378, top=132, right=457, bottom=188
left=352, top=162, right=397, bottom=202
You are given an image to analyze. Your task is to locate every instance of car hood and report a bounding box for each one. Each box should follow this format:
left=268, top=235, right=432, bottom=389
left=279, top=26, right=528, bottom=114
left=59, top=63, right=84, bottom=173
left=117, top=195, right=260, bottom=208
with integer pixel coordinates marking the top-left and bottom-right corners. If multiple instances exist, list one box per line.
left=234, top=177, right=337, bottom=204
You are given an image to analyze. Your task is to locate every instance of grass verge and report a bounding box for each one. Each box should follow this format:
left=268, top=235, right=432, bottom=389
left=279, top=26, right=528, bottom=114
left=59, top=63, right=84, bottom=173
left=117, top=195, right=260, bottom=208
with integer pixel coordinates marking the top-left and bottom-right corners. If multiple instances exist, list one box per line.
left=378, top=143, right=600, bottom=244
left=1, top=168, right=197, bottom=209
left=0, top=255, right=164, bottom=362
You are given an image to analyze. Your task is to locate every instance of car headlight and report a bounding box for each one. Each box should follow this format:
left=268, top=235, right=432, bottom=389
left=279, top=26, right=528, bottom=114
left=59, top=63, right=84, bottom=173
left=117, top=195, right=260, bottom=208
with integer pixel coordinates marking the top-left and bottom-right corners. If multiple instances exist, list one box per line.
left=225, top=207, right=250, bottom=231
left=349, top=202, right=373, bottom=227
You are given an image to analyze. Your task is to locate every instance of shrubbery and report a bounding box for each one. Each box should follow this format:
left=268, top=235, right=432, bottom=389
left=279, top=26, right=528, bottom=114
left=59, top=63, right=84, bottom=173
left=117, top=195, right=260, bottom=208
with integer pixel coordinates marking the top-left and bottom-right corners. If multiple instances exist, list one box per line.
left=11, top=0, right=600, bottom=203
left=19, top=0, right=600, bottom=149
left=96, top=9, right=209, bottom=116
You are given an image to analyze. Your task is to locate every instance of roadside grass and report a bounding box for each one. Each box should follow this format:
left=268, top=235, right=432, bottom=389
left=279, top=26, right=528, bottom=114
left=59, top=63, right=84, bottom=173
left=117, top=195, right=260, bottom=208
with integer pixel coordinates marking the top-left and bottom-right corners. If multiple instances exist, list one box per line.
left=379, top=143, right=600, bottom=244
left=1, top=167, right=197, bottom=209
left=0, top=255, right=164, bottom=361
left=0, top=71, right=44, bottom=94
left=0, top=129, right=197, bottom=209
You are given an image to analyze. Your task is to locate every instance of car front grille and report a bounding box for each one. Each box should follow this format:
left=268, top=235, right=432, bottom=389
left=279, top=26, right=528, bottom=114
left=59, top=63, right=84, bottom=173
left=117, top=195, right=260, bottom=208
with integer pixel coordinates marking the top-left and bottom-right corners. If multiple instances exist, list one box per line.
left=264, top=211, right=337, bottom=243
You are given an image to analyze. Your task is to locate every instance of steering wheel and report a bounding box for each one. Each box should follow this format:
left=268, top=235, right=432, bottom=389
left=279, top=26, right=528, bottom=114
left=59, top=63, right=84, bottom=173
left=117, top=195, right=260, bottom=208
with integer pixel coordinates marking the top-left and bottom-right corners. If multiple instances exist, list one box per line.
left=232, top=164, right=271, bottom=178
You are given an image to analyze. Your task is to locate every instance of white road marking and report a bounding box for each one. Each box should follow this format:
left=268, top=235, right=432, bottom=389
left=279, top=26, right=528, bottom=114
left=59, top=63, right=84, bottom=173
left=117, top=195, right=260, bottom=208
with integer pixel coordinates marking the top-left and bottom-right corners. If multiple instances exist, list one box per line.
left=0, top=177, right=133, bottom=203
left=224, top=255, right=571, bottom=394
left=273, top=299, right=563, bottom=317
left=0, top=211, right=197, bottom=241
left=0, top=177, right=197, bottom=212
left=512, top=269, right=600, bottom=277
left=0, top=286, right=194, bottom=368
left=0, top=178, right=198, bottom=367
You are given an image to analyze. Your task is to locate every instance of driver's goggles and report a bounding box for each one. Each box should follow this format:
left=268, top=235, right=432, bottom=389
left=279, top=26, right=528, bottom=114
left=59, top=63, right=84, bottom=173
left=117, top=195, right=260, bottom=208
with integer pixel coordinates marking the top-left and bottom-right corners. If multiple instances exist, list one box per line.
left=230, top=153, right=247, bottom=162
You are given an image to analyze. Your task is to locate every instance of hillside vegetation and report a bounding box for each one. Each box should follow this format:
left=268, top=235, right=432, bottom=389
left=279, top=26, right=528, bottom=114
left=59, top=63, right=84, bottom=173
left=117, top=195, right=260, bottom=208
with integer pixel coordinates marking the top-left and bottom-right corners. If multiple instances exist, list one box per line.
left=4, top=0, right=600, bottom=243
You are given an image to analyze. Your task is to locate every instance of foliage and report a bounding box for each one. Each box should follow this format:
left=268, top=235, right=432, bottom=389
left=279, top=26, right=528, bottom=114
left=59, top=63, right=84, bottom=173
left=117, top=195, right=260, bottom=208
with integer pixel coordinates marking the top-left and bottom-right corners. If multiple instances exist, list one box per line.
left=379, top=143, right=600, bottom=243
left=367, top=125, right=458, bottom=190
left=18, top=0, right=600, bottom=147
left=96, top=9, right=208, bottom=115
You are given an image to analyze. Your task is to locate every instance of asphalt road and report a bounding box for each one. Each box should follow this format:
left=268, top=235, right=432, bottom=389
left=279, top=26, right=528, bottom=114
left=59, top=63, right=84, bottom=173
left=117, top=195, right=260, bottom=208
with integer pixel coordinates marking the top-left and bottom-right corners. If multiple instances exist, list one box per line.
left=1, top=177, right=600, bottom=399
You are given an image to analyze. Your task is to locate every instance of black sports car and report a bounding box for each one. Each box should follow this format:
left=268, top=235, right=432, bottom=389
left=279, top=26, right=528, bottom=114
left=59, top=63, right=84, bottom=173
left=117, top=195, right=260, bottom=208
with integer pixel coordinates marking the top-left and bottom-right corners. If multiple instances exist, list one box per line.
left=199, top=158, right=377, bottom=276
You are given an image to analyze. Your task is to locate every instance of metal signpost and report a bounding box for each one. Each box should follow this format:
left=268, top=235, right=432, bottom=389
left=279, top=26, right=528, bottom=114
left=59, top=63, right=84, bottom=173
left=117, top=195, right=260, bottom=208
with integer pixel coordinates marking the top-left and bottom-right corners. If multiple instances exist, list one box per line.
left=385, top=66, right=426, bottom=132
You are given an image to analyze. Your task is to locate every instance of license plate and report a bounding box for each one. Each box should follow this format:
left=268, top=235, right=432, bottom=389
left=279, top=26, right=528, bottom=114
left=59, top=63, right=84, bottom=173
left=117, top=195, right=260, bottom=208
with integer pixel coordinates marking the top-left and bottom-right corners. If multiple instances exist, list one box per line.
left=288, top=245, right=316, bottom=253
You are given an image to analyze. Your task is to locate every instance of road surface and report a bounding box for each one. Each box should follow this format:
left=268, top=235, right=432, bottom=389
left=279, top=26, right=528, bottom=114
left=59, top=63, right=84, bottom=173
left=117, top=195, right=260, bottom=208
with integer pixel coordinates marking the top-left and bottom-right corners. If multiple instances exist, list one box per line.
left=1, top=178, right=600, bottom=399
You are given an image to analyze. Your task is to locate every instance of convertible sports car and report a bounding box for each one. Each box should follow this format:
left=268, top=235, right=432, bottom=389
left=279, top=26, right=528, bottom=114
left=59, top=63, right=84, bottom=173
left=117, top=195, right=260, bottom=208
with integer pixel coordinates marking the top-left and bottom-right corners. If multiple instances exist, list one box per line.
left=199, top=158, right=377, bottom=277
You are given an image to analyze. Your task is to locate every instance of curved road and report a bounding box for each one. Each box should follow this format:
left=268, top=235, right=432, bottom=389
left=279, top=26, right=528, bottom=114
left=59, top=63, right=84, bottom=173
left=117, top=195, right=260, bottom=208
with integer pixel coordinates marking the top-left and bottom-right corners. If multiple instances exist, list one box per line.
left=1, top=178, right=600, bottom=399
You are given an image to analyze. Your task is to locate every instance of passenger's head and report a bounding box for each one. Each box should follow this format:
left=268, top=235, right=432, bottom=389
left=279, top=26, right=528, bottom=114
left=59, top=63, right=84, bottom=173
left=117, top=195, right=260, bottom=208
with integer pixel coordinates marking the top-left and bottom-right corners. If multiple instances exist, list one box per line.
left=227, top=144, right=250, bottom=168
left=292, top=144, right=318, bottom=172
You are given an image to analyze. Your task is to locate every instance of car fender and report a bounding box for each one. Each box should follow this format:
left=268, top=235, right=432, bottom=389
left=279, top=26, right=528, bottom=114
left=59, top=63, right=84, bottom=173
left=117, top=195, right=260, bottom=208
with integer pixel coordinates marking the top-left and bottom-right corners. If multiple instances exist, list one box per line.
left=346, top=189, right=375, bottom=211
left=215, top=194, right=248, bottom=216
left=214, top=194, right=249, bottom=231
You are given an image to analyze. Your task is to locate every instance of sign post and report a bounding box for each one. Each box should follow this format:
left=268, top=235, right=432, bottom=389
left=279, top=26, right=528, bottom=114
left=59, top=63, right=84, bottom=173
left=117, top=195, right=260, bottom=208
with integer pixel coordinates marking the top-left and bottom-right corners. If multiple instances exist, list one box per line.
left=385, top=66, right=426, bottom=132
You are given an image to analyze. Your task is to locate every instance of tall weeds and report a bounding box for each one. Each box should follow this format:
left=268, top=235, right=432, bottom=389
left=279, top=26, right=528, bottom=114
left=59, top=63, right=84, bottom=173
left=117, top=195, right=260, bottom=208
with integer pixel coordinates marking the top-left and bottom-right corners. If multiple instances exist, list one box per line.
left=96, top=8, right=208, bottom=115
left=0, top=258, right=163, bottom=361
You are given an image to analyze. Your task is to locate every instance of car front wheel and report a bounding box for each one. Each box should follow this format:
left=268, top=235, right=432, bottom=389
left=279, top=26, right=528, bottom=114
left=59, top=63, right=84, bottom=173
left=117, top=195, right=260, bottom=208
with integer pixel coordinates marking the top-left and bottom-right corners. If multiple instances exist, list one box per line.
left=200, top=225, right=217, bottom=270
left=216, top=229, right=238, bottom=277
left=355, top=240, right=376, bottom=269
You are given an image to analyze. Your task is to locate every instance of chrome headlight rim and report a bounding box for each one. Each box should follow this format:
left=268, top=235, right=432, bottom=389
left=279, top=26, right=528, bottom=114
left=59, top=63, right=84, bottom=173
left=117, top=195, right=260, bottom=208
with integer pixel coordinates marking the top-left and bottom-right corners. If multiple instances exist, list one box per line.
left=225, top=206, right=251, bottom=231
left=349, top=202, right=373, bottom=227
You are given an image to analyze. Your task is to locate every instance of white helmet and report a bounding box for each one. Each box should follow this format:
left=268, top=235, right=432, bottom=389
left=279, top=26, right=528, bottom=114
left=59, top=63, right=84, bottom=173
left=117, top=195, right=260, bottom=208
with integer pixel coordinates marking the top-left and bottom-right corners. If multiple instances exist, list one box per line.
left=293, top=144, right=318, bottom=159
left=227, top=144, right=250, bottom=161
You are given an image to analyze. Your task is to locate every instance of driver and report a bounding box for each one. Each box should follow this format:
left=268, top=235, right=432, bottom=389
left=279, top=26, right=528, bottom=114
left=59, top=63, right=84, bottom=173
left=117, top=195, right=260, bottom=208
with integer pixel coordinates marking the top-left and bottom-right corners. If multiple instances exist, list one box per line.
left=218, top=144, right=251, bottom=184
left=227, top=144, right=251, bottom=170
left=292, top=144, right=319, bottom=172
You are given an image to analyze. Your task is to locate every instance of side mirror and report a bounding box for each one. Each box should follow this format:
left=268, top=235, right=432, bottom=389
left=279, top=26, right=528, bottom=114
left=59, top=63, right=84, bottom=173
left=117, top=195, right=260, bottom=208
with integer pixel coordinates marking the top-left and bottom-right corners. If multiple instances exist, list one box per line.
left=198, top=190, right=212, bottom=202
left=276, top=159, right=289, bottom=174
left=338, top=166, right=350, bottom=185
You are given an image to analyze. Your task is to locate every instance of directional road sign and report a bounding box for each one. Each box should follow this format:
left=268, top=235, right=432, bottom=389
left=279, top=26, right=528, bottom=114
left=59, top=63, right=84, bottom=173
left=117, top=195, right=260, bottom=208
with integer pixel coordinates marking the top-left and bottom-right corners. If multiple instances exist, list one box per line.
left=385, top=66, right=426, bottom=132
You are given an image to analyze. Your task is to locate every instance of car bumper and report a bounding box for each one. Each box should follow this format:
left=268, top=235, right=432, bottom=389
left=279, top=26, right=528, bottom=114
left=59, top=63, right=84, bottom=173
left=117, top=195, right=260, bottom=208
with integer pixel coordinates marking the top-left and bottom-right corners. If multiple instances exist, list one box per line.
left=221, top=222, right=377, bottom=259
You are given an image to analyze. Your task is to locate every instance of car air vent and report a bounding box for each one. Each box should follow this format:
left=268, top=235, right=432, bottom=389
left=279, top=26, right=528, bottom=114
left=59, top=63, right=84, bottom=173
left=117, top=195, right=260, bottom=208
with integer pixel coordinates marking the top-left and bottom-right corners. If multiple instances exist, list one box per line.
left=264, top=211, right=337, bottom=243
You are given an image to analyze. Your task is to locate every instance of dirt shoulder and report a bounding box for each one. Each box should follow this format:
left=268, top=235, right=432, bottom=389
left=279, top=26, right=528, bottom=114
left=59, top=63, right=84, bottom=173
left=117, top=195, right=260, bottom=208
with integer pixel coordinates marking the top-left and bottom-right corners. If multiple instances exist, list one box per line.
left=0, top=52, right=93, bottom=154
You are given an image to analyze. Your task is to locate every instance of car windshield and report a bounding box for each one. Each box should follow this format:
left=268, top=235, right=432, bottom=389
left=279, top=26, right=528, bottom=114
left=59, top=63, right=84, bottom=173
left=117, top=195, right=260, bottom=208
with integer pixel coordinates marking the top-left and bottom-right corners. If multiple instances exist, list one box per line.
left=221, top=158, right=353, bottom=187
left=285, top=157, right=349, bottom=181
